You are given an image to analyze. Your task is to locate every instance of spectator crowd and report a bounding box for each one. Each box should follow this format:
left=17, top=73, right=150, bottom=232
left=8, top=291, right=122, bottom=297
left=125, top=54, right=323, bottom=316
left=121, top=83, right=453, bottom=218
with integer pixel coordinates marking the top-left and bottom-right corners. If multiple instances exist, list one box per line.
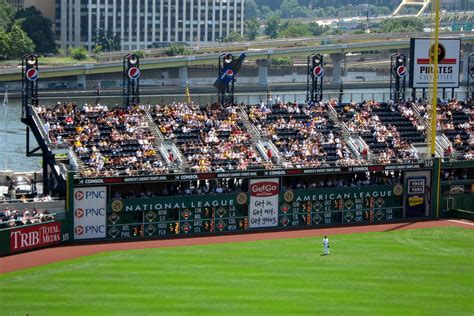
left=0, top=206, right=54, bottom=229
left=37, top=102, right=168, bottom=177
left=420, top=98, right=474, bottom=160
left=32, top=98, right=474, bottom=177
left=151, top=102, right=271, bottom=172
left=248, top=100, right=364, bottom=168
left=335, top=100, right=420, bottom=164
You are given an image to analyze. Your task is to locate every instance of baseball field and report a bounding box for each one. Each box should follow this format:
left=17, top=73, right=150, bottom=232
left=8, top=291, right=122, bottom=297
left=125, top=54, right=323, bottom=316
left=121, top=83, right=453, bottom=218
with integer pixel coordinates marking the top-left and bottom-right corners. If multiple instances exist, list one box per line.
left=1, top=224, right=473, bottom=315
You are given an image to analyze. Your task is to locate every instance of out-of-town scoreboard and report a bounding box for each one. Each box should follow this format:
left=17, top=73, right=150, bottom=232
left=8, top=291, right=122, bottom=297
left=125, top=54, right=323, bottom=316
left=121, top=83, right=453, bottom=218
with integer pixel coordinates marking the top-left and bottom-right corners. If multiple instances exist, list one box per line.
left=69, top=162, right=434, bottom=241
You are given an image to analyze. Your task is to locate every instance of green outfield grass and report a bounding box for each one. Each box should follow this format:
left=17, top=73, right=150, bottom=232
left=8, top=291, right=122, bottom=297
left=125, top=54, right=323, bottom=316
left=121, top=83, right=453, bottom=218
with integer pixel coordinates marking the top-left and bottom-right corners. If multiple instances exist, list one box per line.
left=1, top=226, right=473, bottom=315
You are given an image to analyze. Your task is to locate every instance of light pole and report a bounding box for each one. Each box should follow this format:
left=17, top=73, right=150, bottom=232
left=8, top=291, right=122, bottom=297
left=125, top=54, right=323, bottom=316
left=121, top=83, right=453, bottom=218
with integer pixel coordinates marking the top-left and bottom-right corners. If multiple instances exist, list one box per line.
left=105, top=37, right=112, bottom=52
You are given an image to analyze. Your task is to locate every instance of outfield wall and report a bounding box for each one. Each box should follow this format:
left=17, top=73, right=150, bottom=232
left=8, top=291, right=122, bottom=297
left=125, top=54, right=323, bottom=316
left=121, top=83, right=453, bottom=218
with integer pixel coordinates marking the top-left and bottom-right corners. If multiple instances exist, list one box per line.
left=69, top=161, right=438, bottom=242
left=4, top=159, right=473, bottom=256
left=0, top=218, right=72, bottom=256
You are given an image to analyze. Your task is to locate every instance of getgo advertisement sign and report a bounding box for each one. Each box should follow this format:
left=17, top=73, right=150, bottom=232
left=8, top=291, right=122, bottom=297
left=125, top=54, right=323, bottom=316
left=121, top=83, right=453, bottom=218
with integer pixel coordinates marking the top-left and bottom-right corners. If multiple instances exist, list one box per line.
left=10, top=222, right=61, bottom=253
left=409, top=38, right=460, bottom=88
left=74, top=187, right=106, bottom=240
left=249, top=178, right=279, bottom=228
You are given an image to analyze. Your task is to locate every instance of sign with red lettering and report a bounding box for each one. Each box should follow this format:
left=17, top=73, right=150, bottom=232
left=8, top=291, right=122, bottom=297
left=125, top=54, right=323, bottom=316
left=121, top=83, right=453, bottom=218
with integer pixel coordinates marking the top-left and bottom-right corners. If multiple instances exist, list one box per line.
left=409, top=38, right=460, bottom=88
left=249, top=178, right=280, bottom=228
left=10, top=222, right=61, bottom=253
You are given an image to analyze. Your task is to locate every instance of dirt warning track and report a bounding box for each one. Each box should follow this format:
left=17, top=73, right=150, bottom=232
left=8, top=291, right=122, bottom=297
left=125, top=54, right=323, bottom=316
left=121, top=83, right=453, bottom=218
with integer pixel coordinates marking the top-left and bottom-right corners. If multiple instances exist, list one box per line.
left=1, top=219, right=473, bottom=274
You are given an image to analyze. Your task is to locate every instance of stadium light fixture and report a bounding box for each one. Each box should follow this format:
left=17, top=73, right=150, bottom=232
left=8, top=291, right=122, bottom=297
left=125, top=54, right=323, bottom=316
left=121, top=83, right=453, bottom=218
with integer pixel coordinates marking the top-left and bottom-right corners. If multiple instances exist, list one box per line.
left=129, top=56, right=138, bottom=65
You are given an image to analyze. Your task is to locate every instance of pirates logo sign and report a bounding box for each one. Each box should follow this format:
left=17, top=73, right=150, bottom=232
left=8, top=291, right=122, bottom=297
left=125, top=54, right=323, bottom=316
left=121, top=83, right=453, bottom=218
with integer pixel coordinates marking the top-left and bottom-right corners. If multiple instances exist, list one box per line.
left=111, top=200, right=123, bottom=212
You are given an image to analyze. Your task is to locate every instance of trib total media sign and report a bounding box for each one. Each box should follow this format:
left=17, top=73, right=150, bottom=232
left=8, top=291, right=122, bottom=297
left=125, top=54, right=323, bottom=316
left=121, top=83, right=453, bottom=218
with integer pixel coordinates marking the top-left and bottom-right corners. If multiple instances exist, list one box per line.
left=409, top=38, right=461, bottom=89
left=10, top=222, right=61, bottom=253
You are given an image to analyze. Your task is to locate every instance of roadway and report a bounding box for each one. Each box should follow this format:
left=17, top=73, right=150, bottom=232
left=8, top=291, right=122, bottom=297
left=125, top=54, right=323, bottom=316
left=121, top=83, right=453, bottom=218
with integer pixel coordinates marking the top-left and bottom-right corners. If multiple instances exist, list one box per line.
left=0, top=32, right=472, bottom=83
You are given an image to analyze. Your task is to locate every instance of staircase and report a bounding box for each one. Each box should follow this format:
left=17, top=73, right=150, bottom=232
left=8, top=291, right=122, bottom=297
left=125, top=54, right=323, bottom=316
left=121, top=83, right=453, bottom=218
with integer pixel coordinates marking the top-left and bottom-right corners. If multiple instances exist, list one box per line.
left=143, top=110, right=189, bottom=170
left=237, top=105, right=285, bottom=168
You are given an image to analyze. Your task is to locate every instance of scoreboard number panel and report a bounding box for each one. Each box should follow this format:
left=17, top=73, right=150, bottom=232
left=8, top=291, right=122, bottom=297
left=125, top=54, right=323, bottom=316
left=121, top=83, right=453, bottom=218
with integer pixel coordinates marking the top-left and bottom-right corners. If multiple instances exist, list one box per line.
left=106, top=197, right=247, bottom=239
left=100, top=185, right=409, bottom=241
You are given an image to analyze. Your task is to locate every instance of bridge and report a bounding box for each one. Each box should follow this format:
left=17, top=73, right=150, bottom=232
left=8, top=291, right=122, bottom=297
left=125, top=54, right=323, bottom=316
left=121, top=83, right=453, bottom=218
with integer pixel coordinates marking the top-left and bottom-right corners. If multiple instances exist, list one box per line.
left=1, top=32, right=473, bottom=86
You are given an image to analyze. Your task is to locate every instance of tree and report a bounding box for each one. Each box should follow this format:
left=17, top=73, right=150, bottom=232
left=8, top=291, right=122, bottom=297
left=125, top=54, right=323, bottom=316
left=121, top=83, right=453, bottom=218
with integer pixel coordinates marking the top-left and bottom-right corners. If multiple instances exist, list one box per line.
left=93, top=45, right=103, bottom=55
left=0, top=29, right=9, bottom=58
left=260, top=5, right=273, bottom=18
left=280, top=0, right=299, bottom=18
left=0, top=0, right=14, bottom=30
left=14, top=6, right=56, bottom=54
left=256, top=0, right=283, bottom=11
left=69, top=46, right=88, bottom=61
left=97, top=30, right=122, bottom=52
left=245, top=0, right=260, bottom=18
left=264, top=15, right=281, bottom=39
left=3, top=25, right=35, bottom=59
left=223, top=31, right=243, bottom=42
left=290, top=6, right=310, bottom=18
left=164, top=44, right=192, bottom=56
left=279, top=22, right=312, bottom=38
left=271, top=57, right=292, bottom=65
left=381, top=17, right=424, bottom=33
left=245, top=19, right=260, bottom=41
left=133, top=50, right=145, bottom=59
left=308, top=22, right=329, bottom=36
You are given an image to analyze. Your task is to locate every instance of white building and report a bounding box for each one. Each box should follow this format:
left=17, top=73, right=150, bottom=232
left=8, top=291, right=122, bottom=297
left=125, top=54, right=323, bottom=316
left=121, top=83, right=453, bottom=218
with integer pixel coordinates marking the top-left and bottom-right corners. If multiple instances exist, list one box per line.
left=56, top=0, right=245, bottom=51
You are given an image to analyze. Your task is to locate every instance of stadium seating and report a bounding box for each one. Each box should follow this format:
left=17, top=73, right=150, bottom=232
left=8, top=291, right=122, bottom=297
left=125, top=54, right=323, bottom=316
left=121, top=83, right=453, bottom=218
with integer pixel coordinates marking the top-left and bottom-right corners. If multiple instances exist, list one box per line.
left=151, top=102, right=270, bottom=172
left=38, top=103, right=168, bottom=177
left=34, top=98, right=473, bottom=176
left=248, top=101, right=363, bottom=167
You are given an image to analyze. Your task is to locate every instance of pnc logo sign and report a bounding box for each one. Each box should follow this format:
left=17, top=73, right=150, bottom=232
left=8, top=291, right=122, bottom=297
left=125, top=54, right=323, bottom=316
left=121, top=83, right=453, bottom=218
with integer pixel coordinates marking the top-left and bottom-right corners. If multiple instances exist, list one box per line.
left=75, top=191, right=84, bottom=200
left=75, top=225, right=84, bottom=235
left=75, top=208, right=84, bottom=218
left=250, top=181, right=279, bottom=197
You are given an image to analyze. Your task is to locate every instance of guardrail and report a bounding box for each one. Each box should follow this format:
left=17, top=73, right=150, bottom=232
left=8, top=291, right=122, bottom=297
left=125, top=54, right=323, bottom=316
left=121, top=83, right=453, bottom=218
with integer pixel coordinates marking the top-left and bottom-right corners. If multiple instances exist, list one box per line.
left=0, top=213, right=58, bottom=231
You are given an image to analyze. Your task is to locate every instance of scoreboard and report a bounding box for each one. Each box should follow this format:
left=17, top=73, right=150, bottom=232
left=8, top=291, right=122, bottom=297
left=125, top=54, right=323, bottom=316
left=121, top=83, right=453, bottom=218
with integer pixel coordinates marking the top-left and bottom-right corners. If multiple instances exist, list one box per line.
left=278, top=185, right=404, bottom=228
left=98, top=185, right=405, bottom=241
left=106, top=194, right=247, bottom=239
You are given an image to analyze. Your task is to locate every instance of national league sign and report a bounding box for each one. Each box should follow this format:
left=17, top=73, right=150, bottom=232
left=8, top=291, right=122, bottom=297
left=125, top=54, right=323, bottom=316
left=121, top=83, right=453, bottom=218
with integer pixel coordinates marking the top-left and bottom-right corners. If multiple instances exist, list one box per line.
left=409, top=38, right=460, bottom=88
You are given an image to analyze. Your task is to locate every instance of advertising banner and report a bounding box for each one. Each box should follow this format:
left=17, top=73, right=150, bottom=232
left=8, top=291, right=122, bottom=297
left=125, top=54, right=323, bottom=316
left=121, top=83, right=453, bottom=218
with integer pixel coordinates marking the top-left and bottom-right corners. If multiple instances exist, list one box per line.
left=406, top=176, right=428, bottom=217
left=10, top=221, right=62, bottom=254
left=74, top=186, right=106, bottom=240
left=409, top=38, right=461, bottom=88
left=249, top=178, right=279, bottom=228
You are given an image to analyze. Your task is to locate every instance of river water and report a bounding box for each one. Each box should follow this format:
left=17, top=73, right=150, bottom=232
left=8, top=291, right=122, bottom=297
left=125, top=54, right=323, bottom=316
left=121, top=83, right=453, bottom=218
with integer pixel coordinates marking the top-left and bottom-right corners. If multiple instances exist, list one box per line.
left=0, top=87, right=468, bottom=172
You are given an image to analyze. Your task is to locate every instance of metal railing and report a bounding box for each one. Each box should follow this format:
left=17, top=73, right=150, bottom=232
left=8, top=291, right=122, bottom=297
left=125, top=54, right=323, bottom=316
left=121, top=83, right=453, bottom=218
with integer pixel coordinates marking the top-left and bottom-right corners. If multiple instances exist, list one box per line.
left=0, top=213, right=58, bottom=232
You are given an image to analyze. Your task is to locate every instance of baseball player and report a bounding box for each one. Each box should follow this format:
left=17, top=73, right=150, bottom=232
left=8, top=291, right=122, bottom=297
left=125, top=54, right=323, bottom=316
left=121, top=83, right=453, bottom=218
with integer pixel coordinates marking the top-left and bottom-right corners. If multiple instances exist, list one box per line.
left=323, top=236, right=330, bottom=255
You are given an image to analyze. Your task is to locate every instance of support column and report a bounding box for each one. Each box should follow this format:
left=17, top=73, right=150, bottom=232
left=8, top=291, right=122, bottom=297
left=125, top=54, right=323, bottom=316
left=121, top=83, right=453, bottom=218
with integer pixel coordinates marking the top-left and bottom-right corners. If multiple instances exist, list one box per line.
left=462, top=44, right=471, bottom=85
left=257, top=59, right=271, bottom=86
left=60, top=0, right=67, bottom=51
left=42, top=154, right=49, bottom=196
left=179, top=66, right=188, bottom=87
left=330, top=53, right=344, bottom=84
left=77, top=75, right=87, bottom=90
